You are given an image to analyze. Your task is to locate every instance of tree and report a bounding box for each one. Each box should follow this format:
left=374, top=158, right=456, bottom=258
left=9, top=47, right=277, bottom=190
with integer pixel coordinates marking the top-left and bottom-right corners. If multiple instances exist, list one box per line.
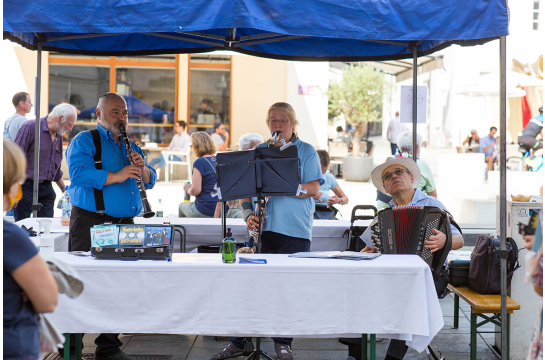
left=328, top=64, right=388, bottom=156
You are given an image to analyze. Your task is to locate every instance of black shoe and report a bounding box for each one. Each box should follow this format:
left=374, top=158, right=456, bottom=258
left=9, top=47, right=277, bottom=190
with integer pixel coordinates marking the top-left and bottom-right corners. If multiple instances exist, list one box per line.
left=95, top=351, right=135, bottom=360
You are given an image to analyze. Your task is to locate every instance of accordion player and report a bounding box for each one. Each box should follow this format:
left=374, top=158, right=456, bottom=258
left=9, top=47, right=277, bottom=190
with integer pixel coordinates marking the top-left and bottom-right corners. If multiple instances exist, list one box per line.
left=369, top=205, right=458, bottom=280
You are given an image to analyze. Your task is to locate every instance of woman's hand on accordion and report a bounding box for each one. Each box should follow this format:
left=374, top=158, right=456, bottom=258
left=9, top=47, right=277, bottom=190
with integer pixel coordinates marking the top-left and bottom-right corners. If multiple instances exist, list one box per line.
left=425, top=228, right=446, bottom=253
left=360, top=245, right=376, bottom=253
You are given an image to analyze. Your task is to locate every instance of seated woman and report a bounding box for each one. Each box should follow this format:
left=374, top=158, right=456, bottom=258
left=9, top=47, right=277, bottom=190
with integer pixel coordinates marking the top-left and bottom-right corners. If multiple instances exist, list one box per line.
left=179, top=132, right=218, bottom=218
left=3, top=140, right=59, bottom=360
left=313, top=150, right=349, bottom=219
left=462, top=129, right=480, bottom=152
left=213, top=133, right=264, bottom=219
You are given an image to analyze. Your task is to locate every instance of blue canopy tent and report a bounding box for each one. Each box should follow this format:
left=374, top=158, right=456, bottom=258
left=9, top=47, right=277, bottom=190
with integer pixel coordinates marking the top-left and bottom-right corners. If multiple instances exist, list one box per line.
left=4, top=1, right=511, bottom=358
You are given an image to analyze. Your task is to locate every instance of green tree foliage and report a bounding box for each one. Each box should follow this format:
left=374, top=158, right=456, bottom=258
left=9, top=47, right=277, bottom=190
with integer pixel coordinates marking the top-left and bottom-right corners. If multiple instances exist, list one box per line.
left=329, top=64, right=388, bottom=156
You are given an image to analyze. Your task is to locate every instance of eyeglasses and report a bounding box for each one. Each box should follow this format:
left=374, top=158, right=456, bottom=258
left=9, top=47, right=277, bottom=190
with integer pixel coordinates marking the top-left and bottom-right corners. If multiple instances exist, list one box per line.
left=268, top=119, right=289, bottom=125
left=382, top=168, right=409, bottom=182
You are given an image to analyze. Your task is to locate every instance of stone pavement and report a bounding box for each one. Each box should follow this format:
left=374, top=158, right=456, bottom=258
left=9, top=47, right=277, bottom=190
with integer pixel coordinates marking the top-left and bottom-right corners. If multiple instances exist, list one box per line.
left=54, top=291, right=501, bottom=360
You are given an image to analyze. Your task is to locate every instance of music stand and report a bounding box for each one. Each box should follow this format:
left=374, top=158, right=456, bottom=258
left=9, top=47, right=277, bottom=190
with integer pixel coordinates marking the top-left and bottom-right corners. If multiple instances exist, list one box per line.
left=216, top=145, right=301, bottom=247
left=215, top=145, right=301, bottom=359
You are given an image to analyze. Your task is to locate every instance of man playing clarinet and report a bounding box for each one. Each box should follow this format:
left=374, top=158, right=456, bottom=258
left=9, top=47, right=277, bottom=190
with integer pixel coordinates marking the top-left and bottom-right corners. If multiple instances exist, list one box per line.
left=341, top=157, right=464, bottom=360
left=64, top=92, right=156, bottom=360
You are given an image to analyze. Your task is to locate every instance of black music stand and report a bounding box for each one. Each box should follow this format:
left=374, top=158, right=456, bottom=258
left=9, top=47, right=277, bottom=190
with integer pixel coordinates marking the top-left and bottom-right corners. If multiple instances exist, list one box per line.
left=216, top=146, right=301, bottom=247
left=215, top=145, right=300, bottom=359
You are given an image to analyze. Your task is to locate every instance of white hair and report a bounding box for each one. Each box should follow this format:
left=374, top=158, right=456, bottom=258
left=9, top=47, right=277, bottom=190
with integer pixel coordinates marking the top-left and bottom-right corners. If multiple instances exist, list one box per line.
left=49, top=103, right=77, bottom=124
left=239, top=133, right=264, bottom=150
left=396, top=131, right=423, bottom=153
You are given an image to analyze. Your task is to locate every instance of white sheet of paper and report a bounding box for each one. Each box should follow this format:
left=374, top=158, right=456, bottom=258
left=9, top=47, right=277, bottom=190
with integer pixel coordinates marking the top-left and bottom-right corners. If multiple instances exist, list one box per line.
left=400, top=86, right=427, bottom=124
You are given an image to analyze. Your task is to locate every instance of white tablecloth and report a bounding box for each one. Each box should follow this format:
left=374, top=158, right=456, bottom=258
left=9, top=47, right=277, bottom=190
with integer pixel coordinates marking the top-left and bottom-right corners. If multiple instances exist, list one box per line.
left=49, top=253, right=442, bottom=352
left=15, top=217, right=370, bottom=253
left=15, top=218, right=70, bottom=251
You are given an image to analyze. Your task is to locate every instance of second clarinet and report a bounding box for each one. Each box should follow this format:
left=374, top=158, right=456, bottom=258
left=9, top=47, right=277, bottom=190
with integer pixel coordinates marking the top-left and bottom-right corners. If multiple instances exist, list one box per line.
left=119, top=125, right=155, bottom=218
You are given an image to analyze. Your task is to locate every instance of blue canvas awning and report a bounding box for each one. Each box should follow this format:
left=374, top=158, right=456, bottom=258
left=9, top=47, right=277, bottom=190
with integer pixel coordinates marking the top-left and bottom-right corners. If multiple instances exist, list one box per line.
left=4, top=0, right=509, bottom=60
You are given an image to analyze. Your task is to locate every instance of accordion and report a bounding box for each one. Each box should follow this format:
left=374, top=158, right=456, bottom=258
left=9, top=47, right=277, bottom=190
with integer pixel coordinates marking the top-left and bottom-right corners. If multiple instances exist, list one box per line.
left=370, top=205, right=453, bottom=279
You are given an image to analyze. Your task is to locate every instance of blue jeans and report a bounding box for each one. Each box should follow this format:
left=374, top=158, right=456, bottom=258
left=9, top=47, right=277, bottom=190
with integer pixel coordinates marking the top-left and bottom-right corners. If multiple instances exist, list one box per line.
left=230, top=231, right=311, bottom=349
left=390, top=143, right=399, bottom=155
left=148, top=151, right=182, bottom=170
left=14, top=180, right=56, bottom=221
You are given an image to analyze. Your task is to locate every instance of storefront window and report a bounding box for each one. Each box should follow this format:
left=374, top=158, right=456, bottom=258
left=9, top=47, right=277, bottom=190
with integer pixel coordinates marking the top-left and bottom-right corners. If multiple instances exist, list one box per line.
left=49, top=55, right=177, bottom=144
left=115, top=68, right=176, bottom=143
left=49, top=65, right=110, bottom=139
left=188, top=55, right=231, bottom=135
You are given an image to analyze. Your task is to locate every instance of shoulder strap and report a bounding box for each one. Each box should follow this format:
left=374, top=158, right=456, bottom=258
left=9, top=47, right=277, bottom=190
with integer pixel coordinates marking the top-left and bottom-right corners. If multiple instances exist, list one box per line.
left=90, top=129, right=105, bottom=213
left=443, top=209, right=463, bottom=234
left=203, top=156, right=217, bottom=174
left=3, top=114, right=18, bottom=138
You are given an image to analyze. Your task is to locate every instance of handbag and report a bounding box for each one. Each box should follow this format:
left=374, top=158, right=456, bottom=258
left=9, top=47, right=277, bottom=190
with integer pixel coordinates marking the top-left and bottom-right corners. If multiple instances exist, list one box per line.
left=468, top=235, right=520, bottom=294
left=313, top=204, right=339, bottom=219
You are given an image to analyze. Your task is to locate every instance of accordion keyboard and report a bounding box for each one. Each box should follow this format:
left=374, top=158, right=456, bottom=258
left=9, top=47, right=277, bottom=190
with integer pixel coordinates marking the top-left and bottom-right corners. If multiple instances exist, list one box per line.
left=421, top=218, right=439, bottom=261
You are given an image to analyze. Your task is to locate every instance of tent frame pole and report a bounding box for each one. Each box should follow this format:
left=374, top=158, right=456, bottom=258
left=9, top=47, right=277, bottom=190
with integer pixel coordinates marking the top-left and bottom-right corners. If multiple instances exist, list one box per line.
left=412, top=42, right=418, bottom=161
left=499, top=35, right=508, bottom=360
left=32, top=42, right=43, bottom=218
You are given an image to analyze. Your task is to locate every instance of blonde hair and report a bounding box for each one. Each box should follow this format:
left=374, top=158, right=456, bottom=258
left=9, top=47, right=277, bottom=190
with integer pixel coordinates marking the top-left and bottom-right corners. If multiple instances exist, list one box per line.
left=3, top=140, right=26, bottom=194
left=191, top=131, right=217, bottom=158
left=265, top=102, right=299, bottom=132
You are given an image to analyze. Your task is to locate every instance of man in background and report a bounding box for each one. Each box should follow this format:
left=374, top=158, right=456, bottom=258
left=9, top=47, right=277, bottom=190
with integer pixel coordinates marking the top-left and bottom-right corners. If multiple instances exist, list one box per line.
left=211, top=122, right=229, bottom=151
left=13, top=103, right=77, bottom=221
left=148, top=120, right=191, bottom=178
left=386, top=111, right=407, bottom=155
left=480, top=126, right=498, bottom=171
left=4, top=92, right=32, bottom=142
left=334, top=125, right=352, bottom=146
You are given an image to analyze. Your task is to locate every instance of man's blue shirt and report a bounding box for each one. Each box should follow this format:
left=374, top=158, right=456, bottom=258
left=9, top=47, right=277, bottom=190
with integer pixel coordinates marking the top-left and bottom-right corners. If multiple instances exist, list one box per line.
left=361, top=189, right=460, bottom=248
left=479, top=135, right=496, bottom=157
left=256, top=138, right=324, bottom=240
left=66, top=123, right=156, bottom=218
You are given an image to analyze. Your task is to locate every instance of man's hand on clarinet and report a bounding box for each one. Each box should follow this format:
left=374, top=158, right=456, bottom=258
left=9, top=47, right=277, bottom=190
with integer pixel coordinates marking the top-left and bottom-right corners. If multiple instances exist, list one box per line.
left=116, top=164, right=141, bottom=183
left=246, top=214, right=260, bottom=231
left=425, top=228, right=446, bottom=253
left=129, top=152, right=146, bottom=171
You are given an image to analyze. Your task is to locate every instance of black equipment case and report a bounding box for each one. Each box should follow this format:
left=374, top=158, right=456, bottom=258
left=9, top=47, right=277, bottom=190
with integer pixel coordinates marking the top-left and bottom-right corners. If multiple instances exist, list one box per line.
left=91, top=225, right=185, bottom=261
left=448, top=259, right=471, bottom=286
left=92, top=245, right=173, bottom=261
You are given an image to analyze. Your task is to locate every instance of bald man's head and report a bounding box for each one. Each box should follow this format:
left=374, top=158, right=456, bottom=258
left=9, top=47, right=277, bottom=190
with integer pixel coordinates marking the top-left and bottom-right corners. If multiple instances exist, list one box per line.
left=96, top=92, right=128, bottom=137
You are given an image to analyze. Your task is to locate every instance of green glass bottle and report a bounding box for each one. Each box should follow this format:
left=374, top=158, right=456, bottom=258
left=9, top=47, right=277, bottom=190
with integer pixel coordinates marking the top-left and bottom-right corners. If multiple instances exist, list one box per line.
left=221, top=227, right=236, bottom=263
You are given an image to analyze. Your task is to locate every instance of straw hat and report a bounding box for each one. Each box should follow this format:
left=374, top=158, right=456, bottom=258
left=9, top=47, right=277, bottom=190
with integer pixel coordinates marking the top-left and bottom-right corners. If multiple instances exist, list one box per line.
left=371, top=157, right=421, bottom=195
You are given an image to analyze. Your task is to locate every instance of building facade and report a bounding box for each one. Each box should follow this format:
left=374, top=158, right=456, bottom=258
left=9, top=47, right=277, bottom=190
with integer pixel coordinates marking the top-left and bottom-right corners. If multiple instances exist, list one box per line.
left=2, top=43, right=329, bottom=155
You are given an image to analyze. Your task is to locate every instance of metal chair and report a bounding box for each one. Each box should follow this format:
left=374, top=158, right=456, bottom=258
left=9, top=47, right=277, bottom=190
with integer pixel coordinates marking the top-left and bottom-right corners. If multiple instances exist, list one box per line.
left=163, top=150, right=191, bottom=182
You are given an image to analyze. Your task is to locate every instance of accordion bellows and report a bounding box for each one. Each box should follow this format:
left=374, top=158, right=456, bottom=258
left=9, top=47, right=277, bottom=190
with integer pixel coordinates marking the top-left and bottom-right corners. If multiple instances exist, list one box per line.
left=370, top=205, right=453, bottom=279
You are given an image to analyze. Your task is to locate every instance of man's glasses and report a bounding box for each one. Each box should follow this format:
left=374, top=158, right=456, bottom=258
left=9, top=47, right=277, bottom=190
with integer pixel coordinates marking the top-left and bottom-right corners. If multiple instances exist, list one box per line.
left=268, top=119, right=289, bottom=125
left=382, top=168, right=409, bottom=182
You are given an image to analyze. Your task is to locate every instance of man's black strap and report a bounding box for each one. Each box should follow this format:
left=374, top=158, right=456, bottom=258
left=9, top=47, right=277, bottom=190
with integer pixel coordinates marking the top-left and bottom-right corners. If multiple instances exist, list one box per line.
left=90, top=129, right=105, bottom=213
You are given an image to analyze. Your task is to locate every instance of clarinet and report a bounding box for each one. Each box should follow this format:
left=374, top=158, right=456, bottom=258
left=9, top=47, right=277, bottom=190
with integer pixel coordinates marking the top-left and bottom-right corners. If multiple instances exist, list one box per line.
left=119, top=125, right=155, bottom=218
left=267, top=131, right=279, bottom=147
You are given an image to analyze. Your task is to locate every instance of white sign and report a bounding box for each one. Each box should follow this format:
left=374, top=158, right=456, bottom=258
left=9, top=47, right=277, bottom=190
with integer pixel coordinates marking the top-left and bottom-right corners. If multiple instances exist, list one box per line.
left=400, top=86, right=427, bottom=124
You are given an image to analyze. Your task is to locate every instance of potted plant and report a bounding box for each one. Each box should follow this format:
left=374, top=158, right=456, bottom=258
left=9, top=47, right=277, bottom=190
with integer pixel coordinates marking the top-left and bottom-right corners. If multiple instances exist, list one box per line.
left=329, top=64, right=388, bottom=181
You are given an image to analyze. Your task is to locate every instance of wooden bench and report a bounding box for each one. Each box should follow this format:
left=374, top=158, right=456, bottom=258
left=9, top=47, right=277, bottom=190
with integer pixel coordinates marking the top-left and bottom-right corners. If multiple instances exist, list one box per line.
left=448, top=284, right=521, bottom=360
